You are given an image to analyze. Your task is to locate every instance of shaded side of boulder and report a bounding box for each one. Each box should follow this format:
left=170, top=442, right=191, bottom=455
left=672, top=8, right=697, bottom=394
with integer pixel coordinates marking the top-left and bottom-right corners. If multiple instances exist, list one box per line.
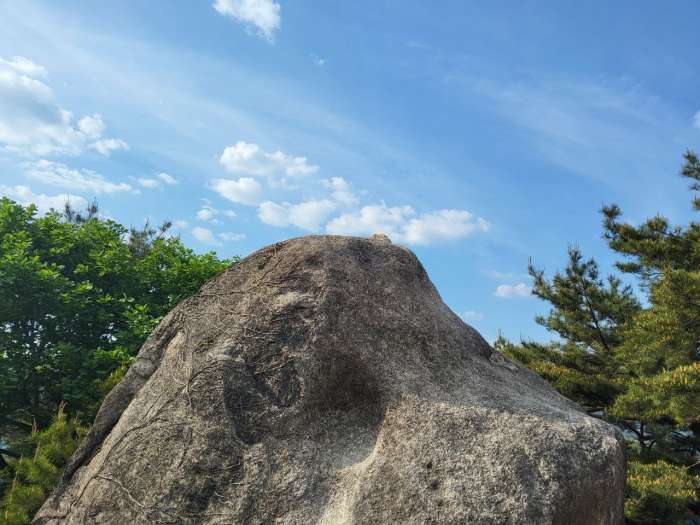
left=34, top=235, right=625, bottom=525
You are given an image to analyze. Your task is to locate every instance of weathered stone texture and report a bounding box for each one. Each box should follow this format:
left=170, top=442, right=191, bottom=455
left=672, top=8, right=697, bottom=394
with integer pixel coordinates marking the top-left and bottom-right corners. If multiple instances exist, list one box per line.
left=35, top=235, right=625, bottom=524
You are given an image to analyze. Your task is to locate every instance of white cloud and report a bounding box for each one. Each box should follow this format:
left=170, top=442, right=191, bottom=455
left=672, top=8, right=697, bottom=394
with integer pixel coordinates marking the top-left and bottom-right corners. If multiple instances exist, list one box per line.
left=212, top=143, right=486, bottom=245
left=157, top=172, right=178, bottom=185
left=403, top=210, right=489, bottom=245
left=26, top=159, right=132, bottom=194
left=219, top=231, right=246, bottom=241
left=258, top=199, right=336, bottom=231
left=219, top=141, right=318, bottom=180
left=694, top=111, right=700, bottom=130
left=195, top=203, right=236, bottom=223
left=90, top=138, right=129, bottom=156
left=0, top=184, right=87, bottom=213
left=213, top=0, right=281, bottom=41
left=210, top=177, right=262, bottom=205
left=137, top=177, right=159, bottom=189
left=77, top=114, right=106, bottom=139
left=135, top=172, right=178, bottom=189
left=219, top=141, right=265, bottom=174
left=326, top=204, right=489, bottom=245
left=266, top=150, right=318, bottom=177
left=326, top=203, right=413, bottom=239
left=494, top=283, right=532, bottom=299
left=196, top=205, right=218, bottom=222
left=322, top=176, right=357, bottom=205
left=0, top=56, right=47, bottom=78
left=0, top=56, right=127, bottom=156
left=192, top=226, right=220, bottom=245
left=461, top=310, right=484, bottom=322
left=173, top=220, right=189, bottom=229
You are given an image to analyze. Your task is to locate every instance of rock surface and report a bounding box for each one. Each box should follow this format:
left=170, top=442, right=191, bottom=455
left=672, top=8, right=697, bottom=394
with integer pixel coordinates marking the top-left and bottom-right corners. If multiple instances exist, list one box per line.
left=34, top=235, right=625, bottom=524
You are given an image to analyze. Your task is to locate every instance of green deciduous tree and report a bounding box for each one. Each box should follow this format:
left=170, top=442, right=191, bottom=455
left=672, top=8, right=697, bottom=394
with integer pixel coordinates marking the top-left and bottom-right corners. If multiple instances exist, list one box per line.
left=498, top=151, right=700, bottom=523
left=0, top=198, right=233, bottom=512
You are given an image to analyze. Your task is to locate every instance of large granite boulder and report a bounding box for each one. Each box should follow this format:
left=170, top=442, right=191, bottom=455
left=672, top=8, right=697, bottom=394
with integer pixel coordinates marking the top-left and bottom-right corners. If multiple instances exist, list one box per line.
left=35, top=235, right=625, bottom=524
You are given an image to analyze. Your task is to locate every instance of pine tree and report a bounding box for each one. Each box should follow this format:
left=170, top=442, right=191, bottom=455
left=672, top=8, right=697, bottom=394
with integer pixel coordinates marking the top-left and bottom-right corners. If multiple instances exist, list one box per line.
left=498, top=151, right=700, bottom=523
left=0, top=404, right=86, bottom=525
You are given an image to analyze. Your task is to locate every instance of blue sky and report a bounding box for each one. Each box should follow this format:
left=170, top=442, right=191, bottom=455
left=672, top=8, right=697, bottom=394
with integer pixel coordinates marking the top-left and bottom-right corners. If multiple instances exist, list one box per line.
left=1, top=1, right=699, bottom=342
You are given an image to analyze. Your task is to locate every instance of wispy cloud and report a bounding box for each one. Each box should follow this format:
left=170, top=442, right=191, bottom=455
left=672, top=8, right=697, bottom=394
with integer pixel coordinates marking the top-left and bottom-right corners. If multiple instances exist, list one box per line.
left=26, top=159, right=132, bottom=194
left=136, top=172, right=179, bottom=189
left=213, top=0, right=281, bottom=42
left=192, top=226, right=219, bottom=245
left=218, top=231, right=246, bottom=241
left=461, top=310, right=484, bottom=322
left=447, top=70, right=685, bottom=185
left=0, top=184, right=87, bottom=213
left=0, top=56, right=127, bottom=157
left=310, top=54, right=326, bottom=67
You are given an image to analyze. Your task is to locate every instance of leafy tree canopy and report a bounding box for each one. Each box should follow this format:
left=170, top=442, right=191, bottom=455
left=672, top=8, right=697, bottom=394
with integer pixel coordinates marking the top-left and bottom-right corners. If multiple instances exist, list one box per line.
left=0, top=198, right=232, bottom=468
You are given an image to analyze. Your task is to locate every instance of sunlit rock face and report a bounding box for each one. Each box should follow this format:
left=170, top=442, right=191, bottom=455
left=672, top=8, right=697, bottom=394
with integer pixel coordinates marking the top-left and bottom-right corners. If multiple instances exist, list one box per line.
left=35, top=235, right=625, bottom=525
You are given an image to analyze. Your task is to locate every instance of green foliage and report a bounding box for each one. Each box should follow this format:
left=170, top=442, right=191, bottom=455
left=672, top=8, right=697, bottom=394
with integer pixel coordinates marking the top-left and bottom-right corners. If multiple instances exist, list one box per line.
left=626, top=460, right=697, bottom=524
left=502, top=151, right=700, bottom=521
left=0, top=198, right=234, bottom=517
left=0, top=405, right=86, bottom=525
left=0, top=198, right=231, bottom=433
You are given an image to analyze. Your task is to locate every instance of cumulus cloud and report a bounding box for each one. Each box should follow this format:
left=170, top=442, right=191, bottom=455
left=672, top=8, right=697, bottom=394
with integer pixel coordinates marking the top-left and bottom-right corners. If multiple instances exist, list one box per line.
left=210, top=177, right=262, bottom=205
left=326, top=204, right=489, bottom=245
left=77, top=114, right=106, bottom=139
left=326, top=204, right=413, bottom=239
left=322, top=176, right=357, bottom=205
left=195, top=202, right=236, bottom=223
left=157, top=172, right=178, bottom=185
left=213, top=0, right=281, bottom=41
left=219, top=141, right=318, bottom=181
left=173, top=220, right=189, bottom=229
left=0, top=184, right=87, bottom=213
left=258, top=199, right=336, bottom=231
left=192, top=226, right=219, bottom=245
left=196, top=208, right=216, bottom=222
left=0, top=56, right=128, bottom=157
left=90, top=138, right=129, bottom=156
left=26, top=160, right=132, bottom=194
left=403, top=210, right=489, bottom=245
left=494, top=283, right=532, bottom=299
left=210, top=142, right=488, bottom=247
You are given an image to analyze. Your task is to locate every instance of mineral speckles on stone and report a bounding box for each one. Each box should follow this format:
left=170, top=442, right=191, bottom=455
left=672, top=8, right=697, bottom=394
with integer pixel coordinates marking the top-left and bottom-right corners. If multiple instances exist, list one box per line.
left=35, top=235, right=625, bottom=525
